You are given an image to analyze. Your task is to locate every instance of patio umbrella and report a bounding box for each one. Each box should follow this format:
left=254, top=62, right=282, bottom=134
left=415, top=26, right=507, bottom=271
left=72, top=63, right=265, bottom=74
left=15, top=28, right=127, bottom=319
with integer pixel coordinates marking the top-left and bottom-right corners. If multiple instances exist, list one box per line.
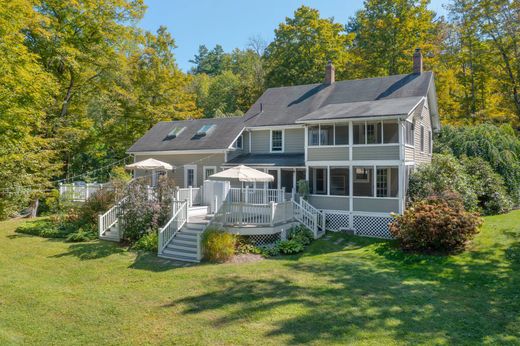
left=125, top=158, right=174, bottom=171
left=125, top=158, right=174, bottom=185
left=208, top=165, right=274, bottom=183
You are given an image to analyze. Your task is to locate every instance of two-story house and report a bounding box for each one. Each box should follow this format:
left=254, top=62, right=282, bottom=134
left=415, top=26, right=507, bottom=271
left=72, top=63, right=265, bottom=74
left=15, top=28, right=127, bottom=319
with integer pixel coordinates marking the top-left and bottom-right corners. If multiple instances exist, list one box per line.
left=127, top=49, right=440, bottom=238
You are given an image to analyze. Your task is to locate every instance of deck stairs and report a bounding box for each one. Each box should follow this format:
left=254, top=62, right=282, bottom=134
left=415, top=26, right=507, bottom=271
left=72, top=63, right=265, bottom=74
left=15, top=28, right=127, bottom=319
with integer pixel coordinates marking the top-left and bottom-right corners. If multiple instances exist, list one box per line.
left=157, top=207, right=211, bottom=263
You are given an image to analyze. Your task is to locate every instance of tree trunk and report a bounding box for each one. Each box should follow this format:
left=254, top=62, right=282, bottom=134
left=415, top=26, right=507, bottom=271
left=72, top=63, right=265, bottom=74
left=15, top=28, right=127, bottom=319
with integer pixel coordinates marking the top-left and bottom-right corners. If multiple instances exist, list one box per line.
left=30, top=198, right=39, bottom=218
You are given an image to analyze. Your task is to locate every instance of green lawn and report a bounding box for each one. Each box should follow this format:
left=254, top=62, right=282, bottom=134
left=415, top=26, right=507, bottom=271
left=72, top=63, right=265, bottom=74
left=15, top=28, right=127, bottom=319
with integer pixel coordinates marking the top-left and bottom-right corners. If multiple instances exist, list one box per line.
left=0, top=212, right=519, bottom=345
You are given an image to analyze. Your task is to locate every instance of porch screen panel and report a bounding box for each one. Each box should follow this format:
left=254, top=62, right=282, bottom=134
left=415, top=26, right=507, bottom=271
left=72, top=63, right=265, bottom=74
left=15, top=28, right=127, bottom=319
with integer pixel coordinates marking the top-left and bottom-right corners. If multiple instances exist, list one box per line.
left=383, top=121, right=399, bottom=143
left=353, top=167, right=373, bottom=196
left=308, top=125, right=319, bottom=146
left=334, top=124, right=348, bottom=145
left=320, top=125, right=334, bottom=145
left=330, top=168, right=349, bottom=196
left=309, top=167, right=327, bottom=195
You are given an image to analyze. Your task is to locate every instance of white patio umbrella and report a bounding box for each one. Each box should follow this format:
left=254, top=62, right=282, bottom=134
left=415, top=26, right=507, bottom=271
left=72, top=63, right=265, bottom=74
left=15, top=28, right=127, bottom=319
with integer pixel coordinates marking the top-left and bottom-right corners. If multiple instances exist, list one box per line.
left=209, top=165, right=274, bottom=183
left=125, top=158, right=174, bottom=185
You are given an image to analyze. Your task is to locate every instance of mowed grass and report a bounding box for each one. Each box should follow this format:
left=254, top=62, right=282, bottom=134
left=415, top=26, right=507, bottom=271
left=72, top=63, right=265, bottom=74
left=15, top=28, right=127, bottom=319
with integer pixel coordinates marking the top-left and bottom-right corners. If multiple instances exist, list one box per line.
left=0, top=212, right=519, bottom=345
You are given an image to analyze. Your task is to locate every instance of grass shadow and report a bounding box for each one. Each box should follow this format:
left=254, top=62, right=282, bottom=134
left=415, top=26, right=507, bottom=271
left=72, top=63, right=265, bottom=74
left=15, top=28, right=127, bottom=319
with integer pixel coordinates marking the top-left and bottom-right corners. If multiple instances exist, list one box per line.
left=51, top=241, right=125, bottom=260
left=129, top=251, right=196, bottom=271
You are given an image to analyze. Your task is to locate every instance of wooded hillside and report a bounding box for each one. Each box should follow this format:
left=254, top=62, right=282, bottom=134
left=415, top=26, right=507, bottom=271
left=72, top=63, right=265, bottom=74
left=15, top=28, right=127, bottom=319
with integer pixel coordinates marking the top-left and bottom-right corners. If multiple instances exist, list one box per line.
left=0, top=0, right=518, bottom=218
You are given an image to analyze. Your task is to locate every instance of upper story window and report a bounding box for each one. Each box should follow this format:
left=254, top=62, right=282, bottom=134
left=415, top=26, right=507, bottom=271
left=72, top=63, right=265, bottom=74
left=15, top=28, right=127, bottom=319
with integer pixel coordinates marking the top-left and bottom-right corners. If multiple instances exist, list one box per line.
left=353, top=121, right=398, bottom=145
left=234, top=134, right=243, bottom=149
left=420, top=125, right=425, bottom=152
left=308, top=123, right=349, bottom=146
left=165, top=126, right=185, bottom=140
left=271, top=130, right=283, bottom=152
left=196, top=124, right=215, bottom=136
left=428, top=130, right=432, bottom=154
left=405, top=121, right=415, bottom=146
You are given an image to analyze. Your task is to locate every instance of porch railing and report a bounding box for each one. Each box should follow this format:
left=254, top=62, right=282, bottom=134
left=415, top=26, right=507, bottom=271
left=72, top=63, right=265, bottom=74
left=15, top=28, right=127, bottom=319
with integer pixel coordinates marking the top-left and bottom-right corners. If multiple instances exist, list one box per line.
left=98, top=196, right=128, bottom=237
left=227, top=187, right=285, bottom=204
left=158, top=200, right=188, bottom=254
left=214, top=200, right=293, bottom=227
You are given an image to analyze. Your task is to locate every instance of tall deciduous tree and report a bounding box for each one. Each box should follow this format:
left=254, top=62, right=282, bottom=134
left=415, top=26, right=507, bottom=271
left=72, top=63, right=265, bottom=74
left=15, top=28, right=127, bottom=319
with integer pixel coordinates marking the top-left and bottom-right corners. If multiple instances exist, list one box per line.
left=264, top=6, right=352, bottom=87
left=0, top=0, right=60, bottom=218
left=347, top=0, right=442, bottom=77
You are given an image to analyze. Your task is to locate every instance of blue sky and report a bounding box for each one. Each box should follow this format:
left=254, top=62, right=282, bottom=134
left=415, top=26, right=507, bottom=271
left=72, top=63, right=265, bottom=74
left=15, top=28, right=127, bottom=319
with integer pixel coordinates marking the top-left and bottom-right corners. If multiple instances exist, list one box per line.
left=139, top=0, right=449, bottom=72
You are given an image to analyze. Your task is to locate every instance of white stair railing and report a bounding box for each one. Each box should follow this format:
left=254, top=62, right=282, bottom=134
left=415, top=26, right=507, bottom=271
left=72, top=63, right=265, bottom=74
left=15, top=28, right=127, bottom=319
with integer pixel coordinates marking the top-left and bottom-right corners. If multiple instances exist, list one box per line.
left=98, top=196, right=128, bottom=237
left=293, top=197, right=325, bottom=239
left=158, top=200, right=188, bottom=254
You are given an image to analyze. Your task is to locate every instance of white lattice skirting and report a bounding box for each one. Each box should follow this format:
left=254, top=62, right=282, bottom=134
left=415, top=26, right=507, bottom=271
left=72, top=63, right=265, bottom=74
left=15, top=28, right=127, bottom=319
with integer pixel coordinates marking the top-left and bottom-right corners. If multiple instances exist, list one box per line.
left=245, top=233, right=281, bottom=246
left=323, top=210, right=394, bottom=239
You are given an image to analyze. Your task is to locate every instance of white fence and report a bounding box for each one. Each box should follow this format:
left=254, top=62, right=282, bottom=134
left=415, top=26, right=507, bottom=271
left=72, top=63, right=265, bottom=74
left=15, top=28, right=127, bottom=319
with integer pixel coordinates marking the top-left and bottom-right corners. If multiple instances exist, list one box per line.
left=226, top=187, right=285, bottom=204
left=60, top=183, right=106, bottom=202
left=214, top=200, right=294, bottom=227
left=158, top=200, right=188, bottom=254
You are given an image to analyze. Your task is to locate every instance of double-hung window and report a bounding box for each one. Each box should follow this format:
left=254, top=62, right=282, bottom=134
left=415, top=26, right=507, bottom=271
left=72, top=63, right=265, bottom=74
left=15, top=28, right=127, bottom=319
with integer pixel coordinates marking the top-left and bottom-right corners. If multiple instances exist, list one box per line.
left=420, top=125, right=425, bottom=152
left=405, top=121, right=415, bottom=146
left=271, top=130, right=283, bottom=152
left=428, top=130, right=432, bottom=154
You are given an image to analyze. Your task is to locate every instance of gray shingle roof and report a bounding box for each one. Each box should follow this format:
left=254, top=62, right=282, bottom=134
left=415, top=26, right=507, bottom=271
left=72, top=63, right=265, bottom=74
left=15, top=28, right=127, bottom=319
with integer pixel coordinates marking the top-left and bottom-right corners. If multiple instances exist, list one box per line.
left=244, top=72, right=434, bottom=127
left=127, top=116, right=244, bottom=153
left=297, top=96, right=424, bottom=122
left=128, top=72, right=438, bottom=153
left=224, top=153, right=305, bottom=167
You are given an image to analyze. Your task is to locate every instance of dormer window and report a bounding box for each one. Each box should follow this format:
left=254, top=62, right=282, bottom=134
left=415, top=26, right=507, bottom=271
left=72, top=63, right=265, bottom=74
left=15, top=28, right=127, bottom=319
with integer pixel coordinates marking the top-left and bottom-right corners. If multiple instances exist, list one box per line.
left=197, top=124, right=215, bottom=136
left=165, top=126, right=185, bottom=139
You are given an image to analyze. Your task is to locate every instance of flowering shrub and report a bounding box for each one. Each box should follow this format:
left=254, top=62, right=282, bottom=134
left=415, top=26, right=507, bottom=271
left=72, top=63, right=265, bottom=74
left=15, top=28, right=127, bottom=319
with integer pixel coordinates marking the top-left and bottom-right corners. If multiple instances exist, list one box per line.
left=389, top=194, right=482, bottom=253
left=120, top=176, right=176, bottom=243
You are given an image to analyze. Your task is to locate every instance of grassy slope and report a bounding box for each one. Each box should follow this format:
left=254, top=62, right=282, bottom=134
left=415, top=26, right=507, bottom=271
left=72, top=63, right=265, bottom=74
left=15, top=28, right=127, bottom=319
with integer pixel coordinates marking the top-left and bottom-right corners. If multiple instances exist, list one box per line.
left=0, top=212, right=519, bottom=346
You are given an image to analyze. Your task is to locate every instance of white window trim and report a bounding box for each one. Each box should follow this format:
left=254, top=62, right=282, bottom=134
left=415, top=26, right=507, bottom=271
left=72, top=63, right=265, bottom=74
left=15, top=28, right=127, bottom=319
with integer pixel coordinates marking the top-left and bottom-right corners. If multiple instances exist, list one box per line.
left=203, top=166, right=216, bottom=181
left=428, top=130, right=433, bottom=155
left=404, top=119, right=415, bottom=148
left=184, top=165, right=197, bottom=188
left=270, top=129, right=284, bottom=153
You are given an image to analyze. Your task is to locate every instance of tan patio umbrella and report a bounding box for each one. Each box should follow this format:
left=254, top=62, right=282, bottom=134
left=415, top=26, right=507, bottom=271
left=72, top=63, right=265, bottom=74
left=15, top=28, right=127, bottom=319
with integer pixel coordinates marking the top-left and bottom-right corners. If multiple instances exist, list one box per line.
left=125, top=158, right=174, bottom=171
left=125, top=158, right=174, bottom=185
left=208, top=165, right=274, bottom=183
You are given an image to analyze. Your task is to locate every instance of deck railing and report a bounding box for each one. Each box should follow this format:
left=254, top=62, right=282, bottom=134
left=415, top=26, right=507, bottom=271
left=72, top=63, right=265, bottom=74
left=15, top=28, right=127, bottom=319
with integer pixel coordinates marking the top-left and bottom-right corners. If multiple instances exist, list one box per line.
left=98, top=196, right=127, bottom=237
left=176, top=186, right=202, bottom=207
left=214, top=200, right=294, bottom=227
left=158, top=200, right=188, bottom=254
left=227, top=187, right=285, bottom=204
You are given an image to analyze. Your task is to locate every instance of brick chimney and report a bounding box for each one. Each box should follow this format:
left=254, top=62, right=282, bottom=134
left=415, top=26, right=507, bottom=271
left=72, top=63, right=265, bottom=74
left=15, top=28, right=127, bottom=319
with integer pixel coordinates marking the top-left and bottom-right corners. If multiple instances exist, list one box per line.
left=324, top=60, right=335, bottom=84
left=413, top=48, right=423, bottom=74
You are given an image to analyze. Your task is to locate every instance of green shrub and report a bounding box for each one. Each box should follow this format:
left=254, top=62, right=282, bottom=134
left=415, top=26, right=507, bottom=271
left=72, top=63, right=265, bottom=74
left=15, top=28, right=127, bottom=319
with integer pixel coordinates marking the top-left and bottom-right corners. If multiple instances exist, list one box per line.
left=235, top=237, right=262, bottom=254
left=16, top=219, right=69, bottom=238
left=133, top=232, right=158, bottom=252
left=408, top=154, right=478, bottom=211
left=287, top=224, right=313, bottom=245
left=389, top=195, right=483, bottom=253
left=435, top=124, right=520, bottom=204
left=202, top=227, right=236, bottom=262
left=65, top=229, right=95, bottom=242
left=461, top=156, right=512, bottom=215
left=259, top=243, right=281, bottom=256
left=78, top=188, right=116, bottom=226
left=277, top=240, right=304, bottom=254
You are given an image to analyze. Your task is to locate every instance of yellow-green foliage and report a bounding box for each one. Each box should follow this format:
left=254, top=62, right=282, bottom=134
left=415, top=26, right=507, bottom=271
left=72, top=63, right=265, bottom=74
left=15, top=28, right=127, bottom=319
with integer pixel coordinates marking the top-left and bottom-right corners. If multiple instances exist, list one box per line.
left=202, top=227, right=236, bottom=262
